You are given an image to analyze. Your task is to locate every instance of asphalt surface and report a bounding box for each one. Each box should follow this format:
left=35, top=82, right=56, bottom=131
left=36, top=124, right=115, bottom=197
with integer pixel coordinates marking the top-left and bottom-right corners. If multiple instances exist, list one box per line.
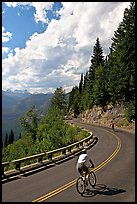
left=2, top=119, right=135, bottom=202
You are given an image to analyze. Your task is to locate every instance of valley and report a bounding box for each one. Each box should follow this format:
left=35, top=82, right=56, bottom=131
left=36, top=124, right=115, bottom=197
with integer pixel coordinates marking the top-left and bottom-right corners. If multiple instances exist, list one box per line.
left=2, top=89, right=53, bottom=142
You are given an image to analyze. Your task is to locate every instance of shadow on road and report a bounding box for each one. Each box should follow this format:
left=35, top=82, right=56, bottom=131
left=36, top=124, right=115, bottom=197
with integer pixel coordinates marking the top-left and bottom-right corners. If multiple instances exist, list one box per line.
left=112, top=130, right=123, bottom=133
left=2, top=175, right=21, bottom=184
left=82, top=184, right=126, bottom=197
left=2, top=163, right=56, bottom=184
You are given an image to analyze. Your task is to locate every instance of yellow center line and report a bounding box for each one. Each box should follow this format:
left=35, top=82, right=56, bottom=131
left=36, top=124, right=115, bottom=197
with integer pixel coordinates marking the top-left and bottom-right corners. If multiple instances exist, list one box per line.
left=94, top=130, right=121, bottom=172
left=32, top=179, right=77, bottom=202
left=32, top=129, right=121, bottom=202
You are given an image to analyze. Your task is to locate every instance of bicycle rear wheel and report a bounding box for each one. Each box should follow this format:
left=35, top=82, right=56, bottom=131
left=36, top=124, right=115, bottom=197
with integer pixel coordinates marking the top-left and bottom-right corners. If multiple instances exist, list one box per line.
left=76, top=177, right=85, bottom=195
left=88, top=171, right=96, bottom=187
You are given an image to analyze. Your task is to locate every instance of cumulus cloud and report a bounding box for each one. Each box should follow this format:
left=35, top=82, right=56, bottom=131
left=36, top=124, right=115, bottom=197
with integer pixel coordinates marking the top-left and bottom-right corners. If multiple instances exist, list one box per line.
left=2, top=47, right=10, bottom=54
left=2, top=26, right=12, bottom=42
left=5, top=2, right=54, bottom=24
left=2, top=2, right=130, bottom=93
left=32, top=2, right=54, bottom=24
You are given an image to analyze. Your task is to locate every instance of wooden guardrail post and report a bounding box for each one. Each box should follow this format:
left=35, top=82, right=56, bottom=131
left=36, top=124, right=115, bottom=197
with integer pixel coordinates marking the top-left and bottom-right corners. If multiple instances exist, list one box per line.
left=80, top=141, right=83, bottom=147
left=47, top=152, right=52, bottom=160
left=15, top=162, right=21, bottom=170
left=76, top=144, right=79, bottom=149
left=38, top=156, right=43, bottom=163
left=68, top=146, right=71, bottom=153
left=62, top=148, right=66, bottom=155
left=2, top=162, right=10, bottom=175
left=2, top=164, right=4, bottom=175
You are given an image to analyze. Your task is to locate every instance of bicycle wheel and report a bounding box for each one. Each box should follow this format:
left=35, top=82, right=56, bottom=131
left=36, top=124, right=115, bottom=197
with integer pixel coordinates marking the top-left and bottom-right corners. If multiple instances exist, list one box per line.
left=88, top=171, right=96, bottom=187
left=76, top=177, right=85, bottom=195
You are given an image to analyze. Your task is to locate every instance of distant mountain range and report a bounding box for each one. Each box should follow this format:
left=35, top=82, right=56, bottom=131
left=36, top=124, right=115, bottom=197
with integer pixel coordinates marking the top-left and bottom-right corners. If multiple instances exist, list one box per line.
left=2, top=89, right=53, bottom=142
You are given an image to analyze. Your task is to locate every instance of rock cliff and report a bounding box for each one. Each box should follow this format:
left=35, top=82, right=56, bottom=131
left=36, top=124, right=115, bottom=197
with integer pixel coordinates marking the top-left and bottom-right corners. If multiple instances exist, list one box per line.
left=78, top=104, right=135, bottom=132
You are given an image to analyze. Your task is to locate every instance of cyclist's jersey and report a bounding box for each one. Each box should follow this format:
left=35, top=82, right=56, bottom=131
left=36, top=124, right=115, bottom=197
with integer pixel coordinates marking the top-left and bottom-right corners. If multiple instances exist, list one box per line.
left=77, top=153, right=88, bottom=164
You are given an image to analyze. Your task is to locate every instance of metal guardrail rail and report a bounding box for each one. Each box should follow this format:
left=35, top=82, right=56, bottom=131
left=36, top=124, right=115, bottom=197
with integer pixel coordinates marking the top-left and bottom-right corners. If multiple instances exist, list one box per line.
left=2, top=131, right=98, bottom=179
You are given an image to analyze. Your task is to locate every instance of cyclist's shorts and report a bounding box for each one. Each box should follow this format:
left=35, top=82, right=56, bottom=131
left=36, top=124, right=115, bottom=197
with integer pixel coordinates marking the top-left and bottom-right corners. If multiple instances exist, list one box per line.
left=77, top=163, right=88, bottom=175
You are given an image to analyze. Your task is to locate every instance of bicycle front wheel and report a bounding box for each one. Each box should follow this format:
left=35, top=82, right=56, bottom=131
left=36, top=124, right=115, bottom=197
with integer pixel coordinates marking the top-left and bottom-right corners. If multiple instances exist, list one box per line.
left=76, top=177, right=85, bottom=195
left=88, top=171, right=96, bottom=187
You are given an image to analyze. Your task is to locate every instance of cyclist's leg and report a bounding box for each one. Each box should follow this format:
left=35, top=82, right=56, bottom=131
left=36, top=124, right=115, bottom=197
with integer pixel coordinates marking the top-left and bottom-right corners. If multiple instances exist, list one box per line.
left=82, top=164, right=89, bottom=185
left=77, top=163, right=83, bottom=177
left=83, top=164, right=89, bottom=175
left=76, top=163, right=87, bottom=194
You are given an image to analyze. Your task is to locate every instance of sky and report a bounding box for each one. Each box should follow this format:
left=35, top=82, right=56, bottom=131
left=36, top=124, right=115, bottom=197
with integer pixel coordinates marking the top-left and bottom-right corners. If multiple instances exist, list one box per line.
left=2, top=2, right=130, bottom=94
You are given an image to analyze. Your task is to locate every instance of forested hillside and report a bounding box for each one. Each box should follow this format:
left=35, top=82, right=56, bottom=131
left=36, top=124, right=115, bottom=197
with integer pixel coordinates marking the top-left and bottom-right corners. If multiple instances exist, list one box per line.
left=2, top=87, right=89, bottom=168
left=67, top=2, right=135, bottom=124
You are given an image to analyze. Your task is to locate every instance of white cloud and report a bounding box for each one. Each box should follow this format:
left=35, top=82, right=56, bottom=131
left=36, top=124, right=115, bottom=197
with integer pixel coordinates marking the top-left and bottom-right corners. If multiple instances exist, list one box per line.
left=2, top=47, right=10, bottom=54
left=4, top=2, right=31, bottom=7
left=2, top=27, right=12, bottom=42
left=32, top=2, right=54, bottom=24
left=4, top=2, right=54, bottom=24
left=2, top=2, right=130, bottom=93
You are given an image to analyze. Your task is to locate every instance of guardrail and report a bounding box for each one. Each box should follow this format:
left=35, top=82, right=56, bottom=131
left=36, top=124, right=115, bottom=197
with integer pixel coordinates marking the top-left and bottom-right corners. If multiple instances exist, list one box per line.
left=2, top=132, right=98, bottom=179
left=2, top=162, right=10, bottom=175
left=11, top=152, right=46, bottom=170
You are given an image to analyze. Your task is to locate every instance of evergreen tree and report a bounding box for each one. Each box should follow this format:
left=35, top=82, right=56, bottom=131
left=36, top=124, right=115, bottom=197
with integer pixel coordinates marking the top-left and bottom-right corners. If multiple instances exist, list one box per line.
left=108, top=2, right=135, bottom=105
left=88, top=37, right=105, bottom=108
left=4, top=132, right=9, bottom=147
left=107, top=52, right=123, bottom=104
left=90, top=37, right=105, bottom=68
left=68, top=87, right=75, bottom=112
left=78, top=73, right=83, bottom=95
left=73, top=86, right=80, bottom=117
left=78, top=73, right=84, bottom=112
left=8, top=129, right=14, bottom=144
left=20, top=106, right=39, bottom=142
left=92, top=64, right=108, bottom=108
left=81, top=72, right=90, bottom=110
left=19, top=132, right=22, bottom=139
left=68, top=86, right=80, bottom=117
left=49, top=87, right=67, bottom=115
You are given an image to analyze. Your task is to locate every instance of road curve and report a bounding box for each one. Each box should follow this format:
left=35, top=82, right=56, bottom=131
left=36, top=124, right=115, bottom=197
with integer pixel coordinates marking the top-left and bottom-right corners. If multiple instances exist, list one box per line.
left=2, top=119, right=135, bottom=202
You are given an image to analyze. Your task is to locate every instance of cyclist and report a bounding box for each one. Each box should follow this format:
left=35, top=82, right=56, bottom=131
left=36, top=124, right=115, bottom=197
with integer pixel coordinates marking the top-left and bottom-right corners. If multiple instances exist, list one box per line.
left=76, top=148, right=94, bottom=184
left=110, top=120, right=115, bottom=131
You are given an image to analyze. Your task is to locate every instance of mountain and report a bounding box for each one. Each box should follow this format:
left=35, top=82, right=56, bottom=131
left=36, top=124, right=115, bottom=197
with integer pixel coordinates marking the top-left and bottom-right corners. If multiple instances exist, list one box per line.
left=2, top=90, right=53, bottom=142
left=2, top=89, right=30, bottom=113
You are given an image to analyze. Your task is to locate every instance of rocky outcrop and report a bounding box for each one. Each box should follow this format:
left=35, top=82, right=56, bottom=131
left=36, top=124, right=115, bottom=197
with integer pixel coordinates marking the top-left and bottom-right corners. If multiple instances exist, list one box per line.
left=79, top=104, right=135, bottom=131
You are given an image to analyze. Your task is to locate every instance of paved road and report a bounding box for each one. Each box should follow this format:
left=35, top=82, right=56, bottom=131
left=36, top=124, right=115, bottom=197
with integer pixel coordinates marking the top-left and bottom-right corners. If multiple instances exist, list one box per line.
left=2, top=119, right=135, bottom=202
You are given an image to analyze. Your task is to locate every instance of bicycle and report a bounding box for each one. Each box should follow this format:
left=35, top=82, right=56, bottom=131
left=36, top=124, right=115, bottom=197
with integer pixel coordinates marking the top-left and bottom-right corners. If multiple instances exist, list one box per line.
left=76, top=165, right=96, bottom=195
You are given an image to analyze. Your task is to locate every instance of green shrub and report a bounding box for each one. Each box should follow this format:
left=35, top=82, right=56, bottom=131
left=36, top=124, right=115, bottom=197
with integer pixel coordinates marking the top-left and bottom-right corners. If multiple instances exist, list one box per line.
left=124, top=101, right=135, bottom=122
